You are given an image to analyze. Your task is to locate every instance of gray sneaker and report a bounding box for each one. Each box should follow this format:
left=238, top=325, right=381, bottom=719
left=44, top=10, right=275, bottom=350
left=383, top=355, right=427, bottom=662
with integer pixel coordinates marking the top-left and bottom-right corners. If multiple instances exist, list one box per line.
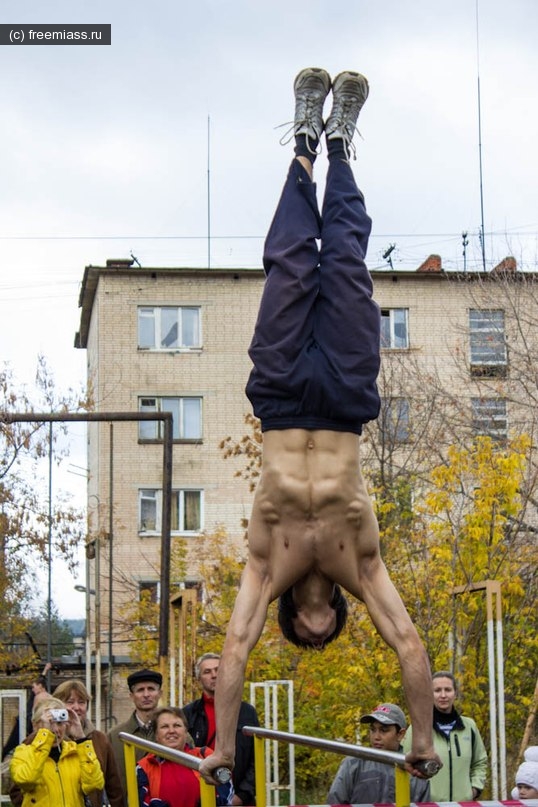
left=325, top=71, right=369, bottom=157
left=279, top=67, right=331, bottom=153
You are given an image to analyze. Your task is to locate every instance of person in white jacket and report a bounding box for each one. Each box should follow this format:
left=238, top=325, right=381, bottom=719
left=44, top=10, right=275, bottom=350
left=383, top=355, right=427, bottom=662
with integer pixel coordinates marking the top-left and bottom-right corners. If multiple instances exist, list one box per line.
left=512, top=746, right=538, bottom=800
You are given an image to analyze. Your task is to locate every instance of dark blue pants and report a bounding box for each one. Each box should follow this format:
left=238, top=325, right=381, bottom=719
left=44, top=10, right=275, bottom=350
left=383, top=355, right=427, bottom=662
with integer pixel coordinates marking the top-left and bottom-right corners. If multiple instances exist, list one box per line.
left=246, top=158, right=381, bottom=434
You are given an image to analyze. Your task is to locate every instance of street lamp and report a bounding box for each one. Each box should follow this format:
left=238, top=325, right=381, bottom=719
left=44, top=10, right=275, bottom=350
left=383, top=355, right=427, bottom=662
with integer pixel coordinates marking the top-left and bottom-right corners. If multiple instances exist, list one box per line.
left=74, top=582, right=96, bottom=719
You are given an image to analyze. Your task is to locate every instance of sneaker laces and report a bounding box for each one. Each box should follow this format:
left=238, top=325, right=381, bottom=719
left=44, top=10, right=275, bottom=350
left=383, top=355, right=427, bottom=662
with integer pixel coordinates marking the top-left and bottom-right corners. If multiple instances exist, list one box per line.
left=276, top=115, right=323, bottom=155
left=327, top=95, right=365, bottom=160
left=276, top=94, right=324, bottom=154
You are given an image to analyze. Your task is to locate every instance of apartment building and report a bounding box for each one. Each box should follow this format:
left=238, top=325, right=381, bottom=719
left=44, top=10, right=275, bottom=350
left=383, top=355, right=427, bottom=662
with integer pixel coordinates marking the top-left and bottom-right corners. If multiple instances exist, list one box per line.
left=75, top=252, right=533, bottom=719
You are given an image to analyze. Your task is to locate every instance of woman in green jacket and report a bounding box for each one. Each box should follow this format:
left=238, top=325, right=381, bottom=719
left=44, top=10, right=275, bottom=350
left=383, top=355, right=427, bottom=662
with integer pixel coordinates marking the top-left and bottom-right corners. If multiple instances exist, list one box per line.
left=403, top=671, right=488, bottom=801
left=10, top=696, right=104, bottom=807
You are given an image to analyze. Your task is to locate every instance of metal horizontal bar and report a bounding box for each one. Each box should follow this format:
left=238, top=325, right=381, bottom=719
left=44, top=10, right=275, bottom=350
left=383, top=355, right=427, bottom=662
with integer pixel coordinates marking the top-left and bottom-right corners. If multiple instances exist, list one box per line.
left=118, top=731, right=202, bottom=771
left=0, top=411, right=173, bottom=423
left=241, top=725, right=405, bottom=768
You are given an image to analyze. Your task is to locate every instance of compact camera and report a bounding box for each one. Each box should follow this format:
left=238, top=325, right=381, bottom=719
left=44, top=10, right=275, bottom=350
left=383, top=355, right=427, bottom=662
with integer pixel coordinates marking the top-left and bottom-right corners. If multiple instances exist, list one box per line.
left=50, top=708, right=69, bottom=723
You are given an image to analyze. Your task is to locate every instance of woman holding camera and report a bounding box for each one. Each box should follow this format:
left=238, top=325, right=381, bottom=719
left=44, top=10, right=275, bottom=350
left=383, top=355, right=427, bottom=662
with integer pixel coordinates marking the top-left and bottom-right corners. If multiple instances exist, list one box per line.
left=10, top=696, right=104, bottom=807
left=53, top=679, right=125, bottom=807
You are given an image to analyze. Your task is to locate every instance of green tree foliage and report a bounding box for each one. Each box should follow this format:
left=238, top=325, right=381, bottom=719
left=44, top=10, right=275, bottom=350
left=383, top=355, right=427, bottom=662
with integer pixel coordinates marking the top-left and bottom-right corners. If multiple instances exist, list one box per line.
left=24, top=604, right=76, bottom=660
left=0, top=358, right=86, bottom=678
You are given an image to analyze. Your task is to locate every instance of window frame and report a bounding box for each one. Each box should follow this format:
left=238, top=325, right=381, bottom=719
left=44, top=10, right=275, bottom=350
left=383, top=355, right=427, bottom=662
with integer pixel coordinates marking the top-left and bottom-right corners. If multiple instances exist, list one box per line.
left=138, top=488, right=204, bottom=535
left=137, top=305, right=202, bottom=351
left=380, top=308, right=409, bottom=349
left=139, top=580, right=160, bottom=603
left=138, top=580, right=159, bottom=629
left=380, top=396, right=411, bottom=443
left=471, top=397, right=507, bottom=440
left=469, top=309, right=507, bottom=376
left=138, top=395, right=203, bottom=442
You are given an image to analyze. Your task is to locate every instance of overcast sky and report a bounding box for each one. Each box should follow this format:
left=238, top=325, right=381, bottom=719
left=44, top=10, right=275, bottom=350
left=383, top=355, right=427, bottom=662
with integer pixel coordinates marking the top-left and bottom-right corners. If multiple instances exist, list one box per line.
left=2, top=0, right=537, bottom=617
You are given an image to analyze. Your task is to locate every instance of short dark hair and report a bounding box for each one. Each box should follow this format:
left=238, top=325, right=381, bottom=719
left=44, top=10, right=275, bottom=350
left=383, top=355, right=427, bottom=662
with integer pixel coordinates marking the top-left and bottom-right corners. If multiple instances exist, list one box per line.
left=277, top=585, right=348, bottom=649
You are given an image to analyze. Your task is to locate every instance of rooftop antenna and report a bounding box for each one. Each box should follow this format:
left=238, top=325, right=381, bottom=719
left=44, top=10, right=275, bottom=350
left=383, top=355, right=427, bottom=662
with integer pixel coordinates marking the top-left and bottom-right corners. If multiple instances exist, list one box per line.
left=476, top=0, right=487, bottom=271
left=207, top=115, right=211, bottom=270
left=383, top=243, right=396, bottom=270
left=462, top=231, right=469, bottom=272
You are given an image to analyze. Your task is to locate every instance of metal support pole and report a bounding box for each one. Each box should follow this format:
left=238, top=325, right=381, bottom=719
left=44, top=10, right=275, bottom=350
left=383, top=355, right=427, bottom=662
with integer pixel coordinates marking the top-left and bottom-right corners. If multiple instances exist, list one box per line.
left=107, top=423, right=114, bottom=730
left=495, top=589, right=507, bottom=799
left=486, top=584, right=499, bottom=799
left=254, top=735, right=266, bottom=807
left=95, top=532, right=102, bottom=730
left=250, top=680, right=295, bottom=806
left=394, top=764, right=411, bottom=807
left=46, top=422, right=53, bottom=685
left=159, top=414, right=173, bottom=702
left=84, top=563, right=92, bottom=714
left=0, top=411, right=174, bottom=708
left=453, top=580, right=506, bottom=799
left=122, top=738, right=138, bottom=807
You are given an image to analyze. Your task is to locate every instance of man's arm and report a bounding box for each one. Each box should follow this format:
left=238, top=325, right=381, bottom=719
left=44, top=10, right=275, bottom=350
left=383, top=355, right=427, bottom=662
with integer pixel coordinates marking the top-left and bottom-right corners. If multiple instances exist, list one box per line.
left=199, top=560, right=272, bottom=785
left=347, top=554, right=440, bottom=777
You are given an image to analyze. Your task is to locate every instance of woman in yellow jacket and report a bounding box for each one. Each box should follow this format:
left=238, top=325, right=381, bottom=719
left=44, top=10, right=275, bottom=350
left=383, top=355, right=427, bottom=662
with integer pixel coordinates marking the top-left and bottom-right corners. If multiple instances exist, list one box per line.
left=10, top=696, right=104, bottom=807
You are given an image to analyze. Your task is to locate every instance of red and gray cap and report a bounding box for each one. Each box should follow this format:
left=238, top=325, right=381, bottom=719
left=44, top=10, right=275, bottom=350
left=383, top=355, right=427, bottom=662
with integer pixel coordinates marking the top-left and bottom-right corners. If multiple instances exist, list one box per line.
left=360, top=703, right=407, bottom=729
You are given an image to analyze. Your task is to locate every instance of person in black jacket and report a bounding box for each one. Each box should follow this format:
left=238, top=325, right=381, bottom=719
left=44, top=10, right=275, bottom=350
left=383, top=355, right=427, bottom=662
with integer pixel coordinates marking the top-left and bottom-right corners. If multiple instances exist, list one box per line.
left=183, top=653, right=259, bottom=805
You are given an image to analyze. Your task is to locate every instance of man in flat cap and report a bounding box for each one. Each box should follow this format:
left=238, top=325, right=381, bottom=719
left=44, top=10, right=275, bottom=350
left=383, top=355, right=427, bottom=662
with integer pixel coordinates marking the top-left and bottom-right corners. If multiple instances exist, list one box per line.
left=328, top=703, right=431, bottom=804
left=108, top=668, right=163, bottom=797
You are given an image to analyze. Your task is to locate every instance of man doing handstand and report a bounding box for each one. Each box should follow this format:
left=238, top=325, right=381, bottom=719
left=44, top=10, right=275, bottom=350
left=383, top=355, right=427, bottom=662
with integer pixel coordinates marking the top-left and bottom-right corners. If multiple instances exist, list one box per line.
left=200, top=67, right=441, bottom=784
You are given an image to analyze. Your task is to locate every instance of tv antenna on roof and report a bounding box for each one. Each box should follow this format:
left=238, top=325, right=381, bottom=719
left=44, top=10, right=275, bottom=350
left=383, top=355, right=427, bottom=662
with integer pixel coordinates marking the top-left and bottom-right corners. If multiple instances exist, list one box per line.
left=383, top=243, right=396, bottom=270
left=476, top=0, right=487, bottom=271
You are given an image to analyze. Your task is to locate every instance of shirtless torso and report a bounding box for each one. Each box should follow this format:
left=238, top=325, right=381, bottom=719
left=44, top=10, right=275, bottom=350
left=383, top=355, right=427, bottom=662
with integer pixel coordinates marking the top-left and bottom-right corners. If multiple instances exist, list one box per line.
left=200, top=429, right=438, bottom=783
left=249, top=429, right=378, bottom=598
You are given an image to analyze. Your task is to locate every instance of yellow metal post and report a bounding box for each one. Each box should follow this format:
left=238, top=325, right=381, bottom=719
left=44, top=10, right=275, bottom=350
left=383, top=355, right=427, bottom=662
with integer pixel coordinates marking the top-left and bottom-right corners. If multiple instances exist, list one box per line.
left=123, top=741, right=138, bottom=807
left=254, top=735, right=267, bottom=807
left=394, top=765, right=411, bottom=807
left=199, top=778, right=217, bottom=807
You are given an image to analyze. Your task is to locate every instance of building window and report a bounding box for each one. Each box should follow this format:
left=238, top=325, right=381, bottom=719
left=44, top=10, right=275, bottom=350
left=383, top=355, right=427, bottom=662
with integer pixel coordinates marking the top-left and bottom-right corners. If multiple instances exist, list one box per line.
left=380, top=397, right=410, bottom=442
left=138, top=306, right=201, bottom=350
left=139, top=396, right=202, bottom=441
left=469, top=309, right=507, bottom=376
left=471, top=398, right=507, bottom=440
left=139, top=580, right=159, bottom=603
left=139, top=489, right=204, bottom=534
left=138, top=581, right=159, bottom=628
left=381, top=309, right=409, bottom=349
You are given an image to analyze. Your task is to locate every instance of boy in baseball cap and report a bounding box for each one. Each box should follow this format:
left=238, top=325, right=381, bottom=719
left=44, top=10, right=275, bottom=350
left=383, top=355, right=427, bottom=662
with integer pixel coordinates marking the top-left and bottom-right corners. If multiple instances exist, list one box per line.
left=328, top=703, right=430, bottom=804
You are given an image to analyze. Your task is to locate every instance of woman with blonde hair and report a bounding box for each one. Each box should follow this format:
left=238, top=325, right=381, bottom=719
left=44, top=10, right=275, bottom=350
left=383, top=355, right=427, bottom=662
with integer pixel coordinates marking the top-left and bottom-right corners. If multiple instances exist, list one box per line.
left=53, top=679, right=125, bottom=807
left=10, top=695, right=104, bottom=807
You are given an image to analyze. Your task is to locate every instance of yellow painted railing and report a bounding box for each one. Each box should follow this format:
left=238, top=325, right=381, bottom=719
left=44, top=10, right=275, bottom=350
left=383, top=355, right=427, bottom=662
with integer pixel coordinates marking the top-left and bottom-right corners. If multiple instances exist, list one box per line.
left=118, top=724, right=430, bottom=807
left=118, top=731, right=222, bottom=807
left=241, top=725, right=412, bottom=807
